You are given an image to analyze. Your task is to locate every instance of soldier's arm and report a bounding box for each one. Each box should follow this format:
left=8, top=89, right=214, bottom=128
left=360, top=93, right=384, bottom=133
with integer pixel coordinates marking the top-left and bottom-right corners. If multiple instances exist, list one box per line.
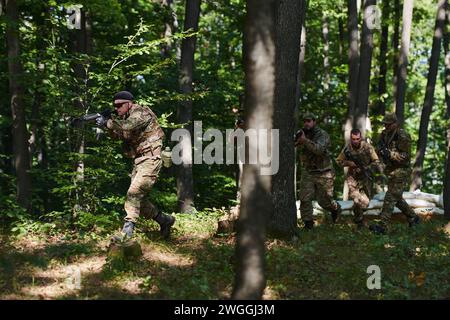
left=106, top=109, right=152, bottom=136
left=335, top=149, right=346, bottom=167
left=303, top=131, right=330, bottom=156
left=389, top=132, right=411, bottom=162
left=368, top=144, right=382, bottom=172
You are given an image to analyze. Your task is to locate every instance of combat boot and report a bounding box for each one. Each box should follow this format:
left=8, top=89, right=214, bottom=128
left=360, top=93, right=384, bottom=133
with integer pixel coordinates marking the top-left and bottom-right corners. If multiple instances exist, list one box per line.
left=154, top=212, right=175, bottom=239
left=331, top=204, right=342, bottom=224
left=304, top=220, right=314, bottom=230
left=110, top=221, right=135, bottom=243
left=409, top=216, right=420, bottom=227
left=369, top=224, right=386, bottom=235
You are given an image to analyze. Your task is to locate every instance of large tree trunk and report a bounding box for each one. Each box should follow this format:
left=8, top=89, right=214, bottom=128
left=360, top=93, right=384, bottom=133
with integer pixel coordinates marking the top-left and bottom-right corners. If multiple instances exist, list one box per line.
left=376, top=0, right=390, bottom=116
left=444, top=4, right=450, bottom=219
left=177, top=0, right=201, bottom=214
left=394, top=0, right=414, bottom=126
left=411, top=0, right=446, bottom=191
left=353, top=0, right=376, bottom=138
left=345, top=0, right=359, bottom=144
left=5, top=0, right=32, bottom=211
left=392, top=0, right=401, bottom=101
left=270, top=0, right=304, bottom=239
left=232, top=0, right=276, bottom=300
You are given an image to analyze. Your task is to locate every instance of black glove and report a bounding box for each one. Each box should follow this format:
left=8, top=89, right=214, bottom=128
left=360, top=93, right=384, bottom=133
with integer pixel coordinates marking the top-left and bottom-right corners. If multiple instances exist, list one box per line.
left=95, top=115, right=107, bottom=127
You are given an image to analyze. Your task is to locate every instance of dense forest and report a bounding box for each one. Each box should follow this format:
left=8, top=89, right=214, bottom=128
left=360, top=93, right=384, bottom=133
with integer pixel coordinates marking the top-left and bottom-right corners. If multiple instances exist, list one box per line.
left=0, top=0, right=449, bottom=301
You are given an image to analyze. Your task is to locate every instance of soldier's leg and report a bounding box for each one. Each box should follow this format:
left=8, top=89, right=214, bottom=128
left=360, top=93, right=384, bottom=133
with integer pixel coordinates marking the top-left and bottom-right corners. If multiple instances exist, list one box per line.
left=299, top=173, right=315, bottom=228
left=348, top=178, right=369, bottom=226
left=396, top=198, right=419, bottom=225
left=315, top=172, right=341, bottom=222
left=379, top=176, right=404, bottom=229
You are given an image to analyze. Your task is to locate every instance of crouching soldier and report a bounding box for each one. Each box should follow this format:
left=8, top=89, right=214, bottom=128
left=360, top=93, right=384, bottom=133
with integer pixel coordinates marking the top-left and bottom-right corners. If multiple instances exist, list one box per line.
left=336, top=129, right=381, bottom=229
left=96, top=90, right=175, bottom=241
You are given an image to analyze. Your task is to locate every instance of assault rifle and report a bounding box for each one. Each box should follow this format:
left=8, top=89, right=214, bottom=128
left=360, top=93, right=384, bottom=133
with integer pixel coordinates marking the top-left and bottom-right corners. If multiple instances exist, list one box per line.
left=294, top=129, right=304, bottom=146
left=70, top=109, right=114, bottom=128
left=377, top=139, right=391, bottom=163
left=344, top=147, right=373, bottom=181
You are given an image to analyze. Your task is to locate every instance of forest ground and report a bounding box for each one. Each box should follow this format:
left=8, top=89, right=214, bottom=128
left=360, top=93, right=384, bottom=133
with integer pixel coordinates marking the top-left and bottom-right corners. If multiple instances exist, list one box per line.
left=0, top=212, right=449, bottom=300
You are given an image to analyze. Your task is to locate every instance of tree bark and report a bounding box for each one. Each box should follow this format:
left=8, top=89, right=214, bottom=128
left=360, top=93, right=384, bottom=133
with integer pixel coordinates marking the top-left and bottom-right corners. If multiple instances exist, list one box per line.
left=232, top=0, right=276, bottom=300
left=445, top=3, right=450, bottom=219
left=394, top=0, right=414, bottom=126
left=353, top=0, right=376, bottom=138
left=411, top=0, right=446, bottom=191
left=345, top=0, right=359, bottom=144
left=177, top=0, right=201, bottom=213
left=322, top=14, right=330, bottom=94
left=5, top=0, right=32, bottom=211
left=270, top=0, right=304, bottom=238
left=376, top=0, right=389, bottom=116
left=160, top=0, right=179, bottom=58
left=392, top=0, right=401, bottom=100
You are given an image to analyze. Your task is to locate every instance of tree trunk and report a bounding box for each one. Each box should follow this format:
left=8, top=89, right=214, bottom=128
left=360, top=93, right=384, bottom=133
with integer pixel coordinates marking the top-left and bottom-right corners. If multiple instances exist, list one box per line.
left=160, top=0, right=178, bottom=58
left=353, top=0, right=376, bottom=138
left=322, top=14, right=330, bottom=94
left=338, top=16, right=345, bottom=58
left=345, top=0, right=359, bottom=144
left=232, top=0, right=276, bottom=300
left=376, top=0, right=389, bottom=116
left=411, top=0, right=446, bottom=191
left=270, top=0, right=304, bottom=239
left=177, top=0, right=201, bottom=213
left=445, top=3, right=450, bottom=219
left=392, top=0, right=401, bottom=101
left=5, top=0, right=32, bottom=211
left=394, top=0, right=414, bottom=126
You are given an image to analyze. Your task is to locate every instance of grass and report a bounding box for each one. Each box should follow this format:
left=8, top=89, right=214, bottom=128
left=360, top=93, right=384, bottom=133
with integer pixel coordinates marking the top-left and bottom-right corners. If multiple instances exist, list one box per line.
left=0, top=212, right=449, bottom=300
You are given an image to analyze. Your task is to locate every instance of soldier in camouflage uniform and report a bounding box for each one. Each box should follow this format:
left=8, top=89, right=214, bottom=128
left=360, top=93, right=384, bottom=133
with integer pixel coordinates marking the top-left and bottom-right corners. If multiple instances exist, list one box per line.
left=336, top=128, right=381, bottom=228
left=97, top=91, right=175, bottom=240
left=295, top=112, right=342, bottom=229
left=370, top=113, right=420, bottom=234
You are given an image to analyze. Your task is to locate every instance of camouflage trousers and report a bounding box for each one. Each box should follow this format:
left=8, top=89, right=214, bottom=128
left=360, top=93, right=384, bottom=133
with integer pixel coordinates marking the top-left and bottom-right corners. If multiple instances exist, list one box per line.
left=298, top=170, right=340, bottom=222
left=124, top=153, right=162, bottom=223
left=380, top=168, right=417, bottom=228
left=348, top=175, right=370, bottom=224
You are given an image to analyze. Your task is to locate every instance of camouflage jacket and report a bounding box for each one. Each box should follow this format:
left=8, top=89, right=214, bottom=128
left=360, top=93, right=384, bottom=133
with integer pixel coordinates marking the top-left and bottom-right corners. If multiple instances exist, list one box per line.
left=106, top=104, right=164, bottom=158
left=336, top=141, right=380, bottom=180
left=298, top=126, right=334, bottom=173
left=377, top=127, right=411, bottom=172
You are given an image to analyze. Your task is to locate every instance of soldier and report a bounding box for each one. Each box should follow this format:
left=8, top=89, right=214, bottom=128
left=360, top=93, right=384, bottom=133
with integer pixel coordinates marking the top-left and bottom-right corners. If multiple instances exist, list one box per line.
left=370, top=113, right=420, bottom=234
left=336, top=128, right=381, bottom=229
left=96, top=91, right=175, bottom=241
left=295, top=112, right=342, bottom=229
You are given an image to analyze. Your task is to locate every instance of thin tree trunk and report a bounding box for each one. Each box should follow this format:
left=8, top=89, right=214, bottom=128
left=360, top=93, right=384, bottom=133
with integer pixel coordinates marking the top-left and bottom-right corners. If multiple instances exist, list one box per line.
left=5, top=0, right=32, bottom=211
left=353, top=0, right=376, bottom=138
left=394, top=0, right=414, bottom=126
left=322, top=14, right=330, bottom=94
left=160, top=0, right=178, bottom=58
left=338, top=16, right=345, bottom=58
left=376, top=0, right=389, bottom=116
left=411, top=0, right=446, bottom=191
left=177, top=0, right=201, bottom=213
left=232, top=0, right=276, bottom=300
left=270, top=0, right=304, bottom=238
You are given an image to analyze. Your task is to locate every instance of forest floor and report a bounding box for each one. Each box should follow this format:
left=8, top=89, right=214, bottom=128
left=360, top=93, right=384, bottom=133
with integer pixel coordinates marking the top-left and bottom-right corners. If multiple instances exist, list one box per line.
left=0, top=212, right=449, bottom=300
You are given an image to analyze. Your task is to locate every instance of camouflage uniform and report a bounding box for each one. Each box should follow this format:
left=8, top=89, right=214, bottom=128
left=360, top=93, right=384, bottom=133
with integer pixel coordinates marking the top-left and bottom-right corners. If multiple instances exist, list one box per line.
left=336, top=141, right=380, bottom=225
left=297, top=125, right=341, bottom=224
left=377, top=126, right=418, bottom=228
left=107, top=104, right=165, bottom=223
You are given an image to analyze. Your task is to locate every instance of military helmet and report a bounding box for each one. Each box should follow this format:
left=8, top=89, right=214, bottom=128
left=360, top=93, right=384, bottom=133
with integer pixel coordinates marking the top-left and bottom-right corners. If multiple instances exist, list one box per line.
left=382, top=113, right=397, bottom=124
left=303, top=111, right=317, bottom=121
